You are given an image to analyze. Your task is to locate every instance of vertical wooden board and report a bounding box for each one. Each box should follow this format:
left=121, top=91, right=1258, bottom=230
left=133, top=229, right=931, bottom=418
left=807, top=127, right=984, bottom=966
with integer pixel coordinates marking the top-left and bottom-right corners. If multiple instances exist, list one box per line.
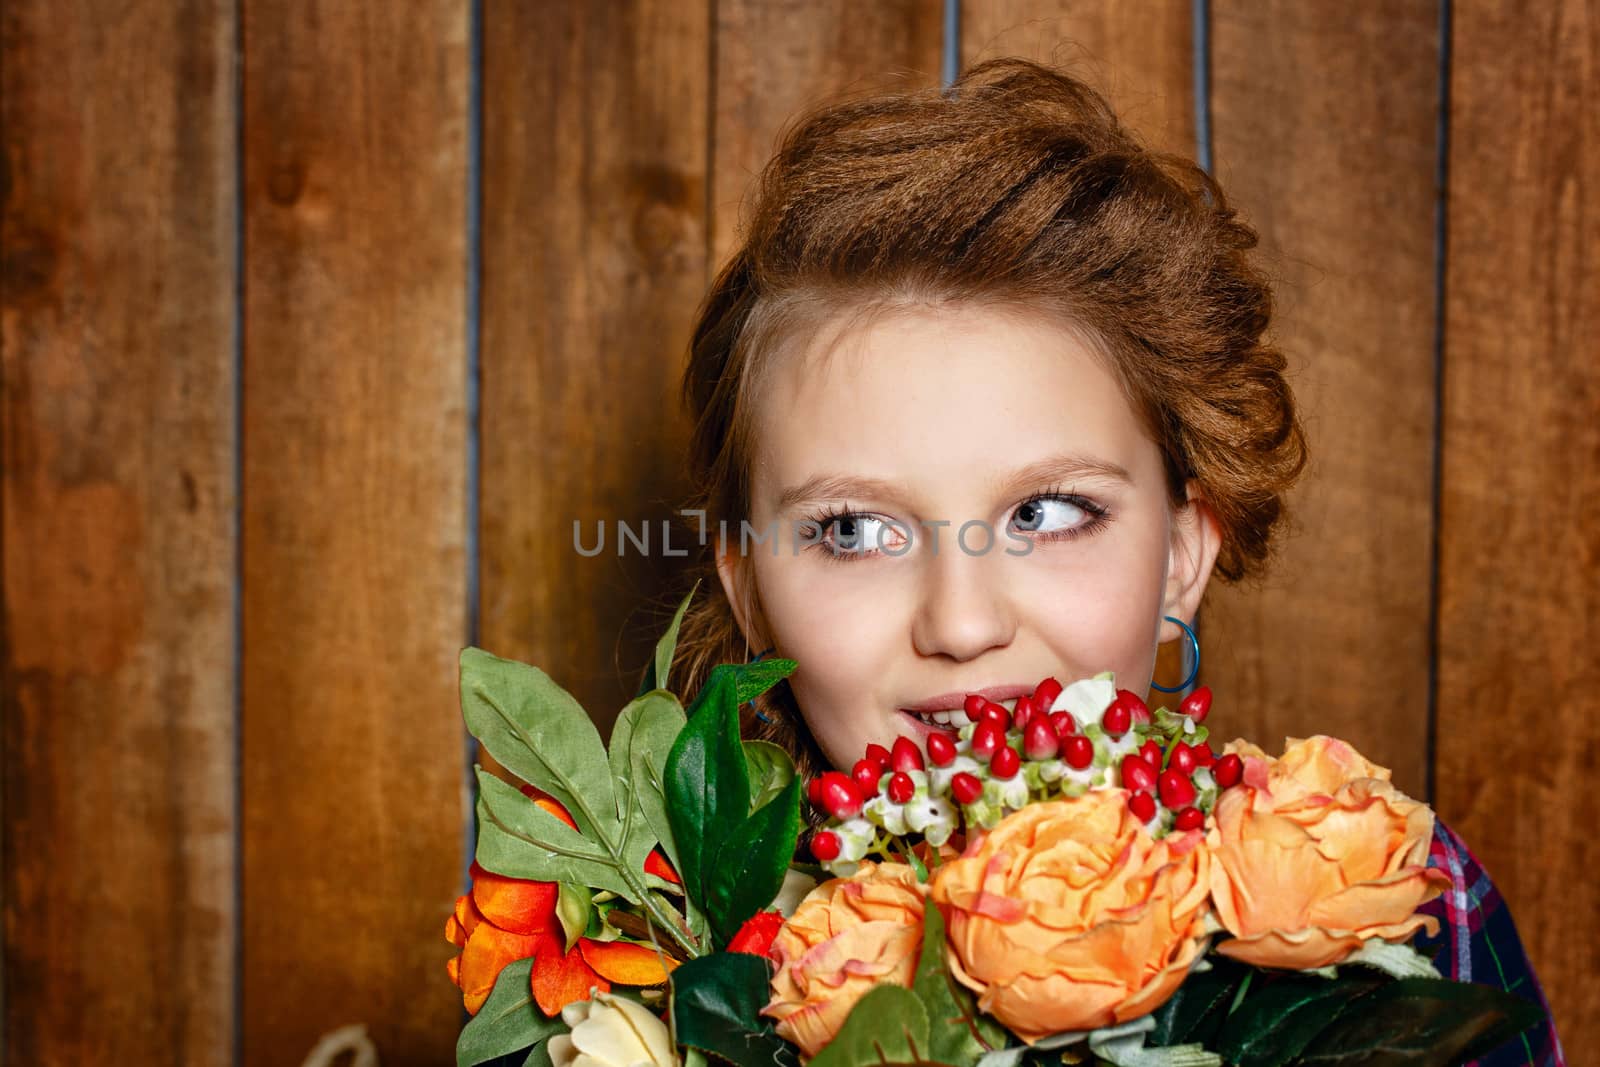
left=1, top=2, right=238, bottom=1064
left=961, top=0, right=1195, bottom=156
left=960, top=1, right=1195, bottom=699
left=1201, top=1, right=1439, bottom=794
left=480, top=1, right=710, bottom=733
left=242, top=3, right=468, bottom=1063
left=712, top=0, right=945, bottom=271
left=1438, top=0, right=1600, bottom=1044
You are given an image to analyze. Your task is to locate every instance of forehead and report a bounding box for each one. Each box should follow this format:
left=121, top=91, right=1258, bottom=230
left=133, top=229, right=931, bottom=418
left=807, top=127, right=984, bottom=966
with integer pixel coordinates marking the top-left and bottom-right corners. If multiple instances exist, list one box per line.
left=749, top=302, right=1163, bottom=510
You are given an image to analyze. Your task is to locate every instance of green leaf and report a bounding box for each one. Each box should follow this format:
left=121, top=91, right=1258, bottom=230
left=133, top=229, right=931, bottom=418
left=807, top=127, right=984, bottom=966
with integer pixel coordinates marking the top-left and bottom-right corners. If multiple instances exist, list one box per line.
left=671, top=952, right=799, bottom=1067
left=686, top=660, right=798, bottom=722
left=904, top=845, right=928, bottom=883
left=706, top=775, right=803, bottom=946
left=1216, top=972, right=1382, bottom=1067
left=460, top=647, right=618, bottom=840
left=743, top=740, right=796, bottom=813
left=808, top=985, right=929, bottom=1067
left=732, top=658, right=798, bottom=705
left=584, top=900, right=619, bottom=941
left=637, top=581, right=700, bottom=698
left=555, top=883, right=592, bottom=953
left=911, top=901, right=1005, bottom=1063
left=1293, top=978, right=1547, bottom=1066
left=1148, top=956, right=1250, bottom=1046
left=685, top=665, right=736, bottom=722
left=665, top=676, right=751, bottom=906
left=521, top=1039, right=555, bottom=1067
left=455, top=958, right=566, bottom=1067
left=609, top=691, right=688, bottom=871
left=474, top=769, right=635, bottom=899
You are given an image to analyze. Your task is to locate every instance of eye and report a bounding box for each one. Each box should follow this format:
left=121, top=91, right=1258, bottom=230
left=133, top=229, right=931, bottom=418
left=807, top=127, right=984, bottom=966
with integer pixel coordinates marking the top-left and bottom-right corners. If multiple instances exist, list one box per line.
left=1009, top=494, right=1107, bottom=539
left=805, top=510, right=905, bottom=560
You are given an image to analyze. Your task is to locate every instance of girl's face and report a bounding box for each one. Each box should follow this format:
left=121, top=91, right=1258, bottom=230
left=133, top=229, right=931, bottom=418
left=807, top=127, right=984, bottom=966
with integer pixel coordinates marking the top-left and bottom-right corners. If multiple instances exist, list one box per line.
left=717, top=302, right=1221, bottom=772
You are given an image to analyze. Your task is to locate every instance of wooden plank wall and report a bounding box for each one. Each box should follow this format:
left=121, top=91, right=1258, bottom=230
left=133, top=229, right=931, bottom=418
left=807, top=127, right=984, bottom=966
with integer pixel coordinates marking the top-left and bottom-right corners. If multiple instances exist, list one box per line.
left=1437, top=0, right=1600, bottom=1044
left=480, top=0, right=709, bottom=736
left=3, top=0, right=1594, bottom=1062
left=1201, top=1, right=1441, bottom=802
left=239, top=2, right=470, bottom=1064
left=1, top=2, right=239, bottom=1063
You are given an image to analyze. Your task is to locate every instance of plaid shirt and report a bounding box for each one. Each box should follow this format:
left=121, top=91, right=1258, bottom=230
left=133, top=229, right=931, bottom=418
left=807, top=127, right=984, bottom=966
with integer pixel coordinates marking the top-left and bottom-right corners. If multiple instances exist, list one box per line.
left=1413, top=819, right=1566, bottom=1066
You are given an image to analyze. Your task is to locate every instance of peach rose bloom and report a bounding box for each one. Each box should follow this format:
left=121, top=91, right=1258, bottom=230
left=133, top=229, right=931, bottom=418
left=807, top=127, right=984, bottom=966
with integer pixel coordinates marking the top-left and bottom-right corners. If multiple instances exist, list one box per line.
left=929, top=791, right=1211, bottom=1042
left=1208, top=735, right=1450, bottom=970
left=764, top=862, right=925, bottom=1058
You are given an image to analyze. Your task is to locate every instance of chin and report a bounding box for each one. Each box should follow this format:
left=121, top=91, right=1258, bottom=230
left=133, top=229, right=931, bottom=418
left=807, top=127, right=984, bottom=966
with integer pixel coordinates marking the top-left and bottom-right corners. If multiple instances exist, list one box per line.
left=818, top=713, right=927, bottom=770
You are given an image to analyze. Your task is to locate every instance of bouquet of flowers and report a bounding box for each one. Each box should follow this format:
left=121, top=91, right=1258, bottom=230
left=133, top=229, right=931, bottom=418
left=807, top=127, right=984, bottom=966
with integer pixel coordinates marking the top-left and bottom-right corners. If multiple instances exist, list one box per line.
left=446, top=588, right=1544, bottom=1067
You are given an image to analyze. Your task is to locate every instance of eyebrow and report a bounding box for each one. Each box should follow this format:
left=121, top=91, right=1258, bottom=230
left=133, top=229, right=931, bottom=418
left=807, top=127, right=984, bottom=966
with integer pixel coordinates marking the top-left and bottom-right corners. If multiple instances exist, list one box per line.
left=774, top=452, right=1134, bottom=511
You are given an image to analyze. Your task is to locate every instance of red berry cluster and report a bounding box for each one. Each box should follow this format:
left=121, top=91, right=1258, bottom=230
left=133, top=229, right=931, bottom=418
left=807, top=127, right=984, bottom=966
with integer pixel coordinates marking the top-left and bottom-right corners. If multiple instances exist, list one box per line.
left=805, top=736, right=927, bottom=822
left=804, top=677, right=1246, bottom=864
left=1112, top=687, right=1238, bottom=830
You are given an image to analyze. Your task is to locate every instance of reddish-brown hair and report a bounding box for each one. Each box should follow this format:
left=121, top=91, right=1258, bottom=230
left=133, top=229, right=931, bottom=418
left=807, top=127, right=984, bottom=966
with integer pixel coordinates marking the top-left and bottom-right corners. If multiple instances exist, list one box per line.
left=666, top=58, right=1307, bottom=781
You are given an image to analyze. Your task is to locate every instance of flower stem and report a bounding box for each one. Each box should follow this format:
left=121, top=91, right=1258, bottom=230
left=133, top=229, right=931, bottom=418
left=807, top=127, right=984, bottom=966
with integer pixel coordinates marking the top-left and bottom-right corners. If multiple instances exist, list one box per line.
left=621, top=870, right=700, bottom=958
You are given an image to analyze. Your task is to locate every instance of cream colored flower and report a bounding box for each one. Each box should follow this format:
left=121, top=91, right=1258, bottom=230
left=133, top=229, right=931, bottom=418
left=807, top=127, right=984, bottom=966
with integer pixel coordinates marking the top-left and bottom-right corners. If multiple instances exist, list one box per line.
left=547, top=989, right=674, bottom=1067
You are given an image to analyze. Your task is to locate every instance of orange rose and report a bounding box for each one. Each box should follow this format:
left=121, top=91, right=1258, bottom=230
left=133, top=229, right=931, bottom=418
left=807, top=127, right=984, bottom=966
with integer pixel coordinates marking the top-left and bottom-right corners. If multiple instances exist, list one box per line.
left=763, top=862, right=925, bottom=1057
left=1257, top=734, right=1393, bottom=802
left=1208, top=735, right=1450, bottom=970
left=929, top=791, right=1211, bottom=1042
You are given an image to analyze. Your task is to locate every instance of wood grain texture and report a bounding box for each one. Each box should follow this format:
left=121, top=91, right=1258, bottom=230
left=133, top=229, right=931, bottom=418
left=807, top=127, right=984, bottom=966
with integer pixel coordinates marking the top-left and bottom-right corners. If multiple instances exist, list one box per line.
left=961, top=0, right=1195, bottom=155
left=1, top=2, right=238, bottom=1063
left=480, top=1, right=710, bottom=735
left=712, top=0, right=945, bottom=271
left=241, top=3, right=469, bottom=1063
left=1201, top=1, right=1440, bottom=795
left=1437, top=0, right=1600, bottom=1044
left=960, top=0, right=1196, bottom=699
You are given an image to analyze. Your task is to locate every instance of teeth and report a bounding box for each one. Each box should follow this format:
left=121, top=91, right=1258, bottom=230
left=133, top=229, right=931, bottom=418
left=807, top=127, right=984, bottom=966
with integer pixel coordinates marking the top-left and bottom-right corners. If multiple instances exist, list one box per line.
left=911, top=709, right=976, bottom=727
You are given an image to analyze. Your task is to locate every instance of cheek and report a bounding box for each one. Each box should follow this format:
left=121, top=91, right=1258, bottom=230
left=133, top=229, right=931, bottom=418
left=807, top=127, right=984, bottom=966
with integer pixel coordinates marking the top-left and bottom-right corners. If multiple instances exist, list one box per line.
left=1015, top=526, right=1169, bottom=682
left=752, top=557, right=898, bottom=739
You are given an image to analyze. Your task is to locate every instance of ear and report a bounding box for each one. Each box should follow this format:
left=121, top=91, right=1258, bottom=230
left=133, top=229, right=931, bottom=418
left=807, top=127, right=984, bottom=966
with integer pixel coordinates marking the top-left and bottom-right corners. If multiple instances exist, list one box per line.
left=1160, top=482, right=1223, bottom=642
left=714, top=543, right=769, bottom=652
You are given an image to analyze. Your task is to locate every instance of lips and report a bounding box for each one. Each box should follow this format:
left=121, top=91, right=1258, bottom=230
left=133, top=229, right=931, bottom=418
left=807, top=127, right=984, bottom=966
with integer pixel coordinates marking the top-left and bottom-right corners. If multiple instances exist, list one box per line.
left=899, top=684, right=1035, bottom=727
left=900, top=684, right=1036, bottom=713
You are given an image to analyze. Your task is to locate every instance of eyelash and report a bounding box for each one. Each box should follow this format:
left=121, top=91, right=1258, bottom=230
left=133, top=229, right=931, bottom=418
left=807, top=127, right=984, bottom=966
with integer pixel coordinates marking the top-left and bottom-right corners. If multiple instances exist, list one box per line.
left=802, top=484, right=1112, bottom=563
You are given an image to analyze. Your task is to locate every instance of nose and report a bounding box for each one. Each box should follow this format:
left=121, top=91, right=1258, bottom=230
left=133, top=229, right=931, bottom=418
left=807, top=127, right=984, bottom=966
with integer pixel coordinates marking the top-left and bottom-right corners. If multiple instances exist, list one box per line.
left=909, top=542, right=1017, bottom=661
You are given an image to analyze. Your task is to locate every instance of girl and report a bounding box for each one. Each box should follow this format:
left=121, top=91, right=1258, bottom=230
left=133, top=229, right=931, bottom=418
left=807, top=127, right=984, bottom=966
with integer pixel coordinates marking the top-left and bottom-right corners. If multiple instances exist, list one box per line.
left=668, top=59, right=1563, bottom=1064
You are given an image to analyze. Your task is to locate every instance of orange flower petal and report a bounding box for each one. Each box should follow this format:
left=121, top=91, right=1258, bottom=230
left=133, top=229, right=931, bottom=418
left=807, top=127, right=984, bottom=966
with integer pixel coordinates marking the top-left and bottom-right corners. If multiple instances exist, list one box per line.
left=459, top=923, right=540, bottom=1016
left=580, top=938, right=679, bottom=985
left=519, top=784, right=580, bottom=830
left=531, top=929, right=610, bottom=1016
left=727, top=910, right=786, bottom=957
left=470, top=861, right=558, bottom=935
left=645, top=848, right=682, bottom=885
left=446, top=953, right=462, bottom=987
left=453, top=893, right=484, bottom=941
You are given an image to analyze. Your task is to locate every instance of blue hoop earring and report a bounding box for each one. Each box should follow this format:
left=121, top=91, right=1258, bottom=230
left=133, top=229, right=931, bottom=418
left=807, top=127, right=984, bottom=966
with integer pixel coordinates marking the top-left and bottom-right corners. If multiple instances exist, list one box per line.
left=1151, top=616, right=1200, bottom=693
left=746, top=645, right=777, bottom=723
